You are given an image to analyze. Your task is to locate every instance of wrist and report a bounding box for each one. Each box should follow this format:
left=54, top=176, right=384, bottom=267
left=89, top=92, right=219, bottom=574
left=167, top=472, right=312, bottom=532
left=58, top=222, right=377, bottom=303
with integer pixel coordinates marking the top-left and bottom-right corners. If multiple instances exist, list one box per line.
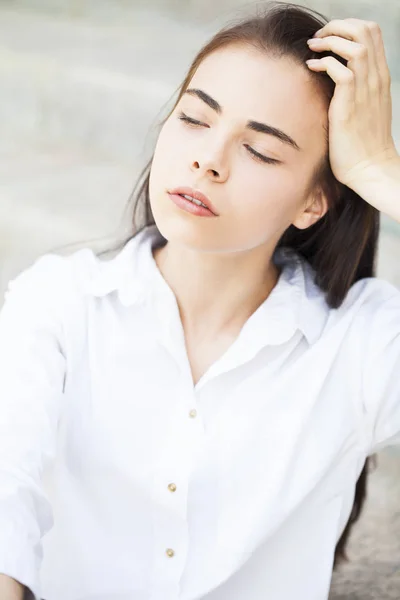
left=345, top=153, right=400, bottom=221
left=350, top=151, right=399, bottom=184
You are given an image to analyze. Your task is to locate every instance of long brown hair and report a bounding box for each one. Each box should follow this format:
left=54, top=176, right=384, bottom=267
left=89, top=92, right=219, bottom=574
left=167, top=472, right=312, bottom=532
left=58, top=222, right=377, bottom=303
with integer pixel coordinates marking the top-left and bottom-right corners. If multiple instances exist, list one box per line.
left=100, top=1, right=379, bottom=568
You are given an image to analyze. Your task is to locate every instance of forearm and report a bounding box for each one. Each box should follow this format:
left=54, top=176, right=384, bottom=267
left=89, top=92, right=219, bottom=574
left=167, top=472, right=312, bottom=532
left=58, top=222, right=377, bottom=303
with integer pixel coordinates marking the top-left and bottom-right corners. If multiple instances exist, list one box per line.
left=0, top=574, right=25, bottom=600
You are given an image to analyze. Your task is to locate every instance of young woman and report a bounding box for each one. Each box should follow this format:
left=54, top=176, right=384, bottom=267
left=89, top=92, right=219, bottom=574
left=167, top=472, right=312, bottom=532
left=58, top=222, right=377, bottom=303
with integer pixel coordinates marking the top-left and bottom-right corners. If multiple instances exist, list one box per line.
left=0, top=2, right=399, bottom=599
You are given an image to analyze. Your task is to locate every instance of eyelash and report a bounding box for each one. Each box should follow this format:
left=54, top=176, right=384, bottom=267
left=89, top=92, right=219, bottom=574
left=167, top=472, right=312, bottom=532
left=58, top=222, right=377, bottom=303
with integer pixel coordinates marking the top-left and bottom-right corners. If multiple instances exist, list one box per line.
left=177, top=111, right=280, bottom=165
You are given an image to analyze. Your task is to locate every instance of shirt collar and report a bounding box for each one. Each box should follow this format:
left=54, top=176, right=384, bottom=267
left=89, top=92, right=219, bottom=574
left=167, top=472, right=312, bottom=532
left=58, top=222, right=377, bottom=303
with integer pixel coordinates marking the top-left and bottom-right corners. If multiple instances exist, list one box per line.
left=260, top=246, right=329, bottom=346
left=85, top=224, right=328, bottom=346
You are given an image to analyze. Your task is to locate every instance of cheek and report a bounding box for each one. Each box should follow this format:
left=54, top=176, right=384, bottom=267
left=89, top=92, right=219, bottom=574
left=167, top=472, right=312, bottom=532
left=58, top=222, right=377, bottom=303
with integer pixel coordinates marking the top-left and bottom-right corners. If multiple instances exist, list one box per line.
left=233, top=168, right=289, bottom=217
left=230, top=167, right=306, bottom=236
left=158, top=119, right=186, bottom=154
left=149, top=127, right=174, bottom=188
left=151, top=121, right=186, bottom=180
left=149, top=122, right=188, bottom=215
left=152, top=128, right=170, bottom=170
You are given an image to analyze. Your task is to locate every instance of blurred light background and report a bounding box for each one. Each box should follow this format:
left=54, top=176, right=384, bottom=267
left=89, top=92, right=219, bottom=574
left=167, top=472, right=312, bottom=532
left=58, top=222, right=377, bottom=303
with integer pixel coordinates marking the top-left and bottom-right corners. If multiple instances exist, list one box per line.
left=0, top=1, right=399, bottom=598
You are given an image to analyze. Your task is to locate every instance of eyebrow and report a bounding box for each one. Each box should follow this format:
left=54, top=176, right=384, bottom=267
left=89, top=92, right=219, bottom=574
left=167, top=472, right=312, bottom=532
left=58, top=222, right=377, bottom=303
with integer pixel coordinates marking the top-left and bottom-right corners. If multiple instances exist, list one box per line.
left=184, top=88, right=301, bottom=152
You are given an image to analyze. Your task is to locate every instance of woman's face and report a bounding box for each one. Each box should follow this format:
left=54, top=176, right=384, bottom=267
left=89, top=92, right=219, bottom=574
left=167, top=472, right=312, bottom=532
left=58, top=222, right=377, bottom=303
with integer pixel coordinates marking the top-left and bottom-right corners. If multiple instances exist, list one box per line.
left=149, top=44, right=330, bottom=254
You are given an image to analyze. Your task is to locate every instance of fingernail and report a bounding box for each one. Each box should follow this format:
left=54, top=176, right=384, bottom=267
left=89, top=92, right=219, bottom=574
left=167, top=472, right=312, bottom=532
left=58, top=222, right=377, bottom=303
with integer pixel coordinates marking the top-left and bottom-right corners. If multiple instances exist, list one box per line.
left=313, top=30, right=322, bottom=37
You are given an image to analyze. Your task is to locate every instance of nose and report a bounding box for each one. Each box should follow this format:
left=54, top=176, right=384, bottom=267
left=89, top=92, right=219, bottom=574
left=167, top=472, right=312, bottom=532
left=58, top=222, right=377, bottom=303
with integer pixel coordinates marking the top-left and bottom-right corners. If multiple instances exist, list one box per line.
left=192, top=160, right=219, bottom=178
left=191, top=152, right=229, bottom=182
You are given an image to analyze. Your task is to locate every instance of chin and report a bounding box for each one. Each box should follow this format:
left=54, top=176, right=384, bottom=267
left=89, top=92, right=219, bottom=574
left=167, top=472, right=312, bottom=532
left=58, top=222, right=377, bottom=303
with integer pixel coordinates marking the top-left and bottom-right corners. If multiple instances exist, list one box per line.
left=150, top=190, right=224, bottom=252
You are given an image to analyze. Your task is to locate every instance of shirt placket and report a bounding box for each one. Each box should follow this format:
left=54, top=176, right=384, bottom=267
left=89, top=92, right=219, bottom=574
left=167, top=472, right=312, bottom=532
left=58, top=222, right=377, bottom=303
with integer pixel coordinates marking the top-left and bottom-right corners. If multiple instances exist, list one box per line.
left=149, top=289, right=206, bottom=600
left=150, top=396, right=205, bottom=600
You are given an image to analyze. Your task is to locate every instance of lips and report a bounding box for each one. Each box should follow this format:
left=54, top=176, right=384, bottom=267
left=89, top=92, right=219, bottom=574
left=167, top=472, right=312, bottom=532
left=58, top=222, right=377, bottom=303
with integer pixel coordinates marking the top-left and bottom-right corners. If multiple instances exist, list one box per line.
left=168, top=186, right=219, bottom=216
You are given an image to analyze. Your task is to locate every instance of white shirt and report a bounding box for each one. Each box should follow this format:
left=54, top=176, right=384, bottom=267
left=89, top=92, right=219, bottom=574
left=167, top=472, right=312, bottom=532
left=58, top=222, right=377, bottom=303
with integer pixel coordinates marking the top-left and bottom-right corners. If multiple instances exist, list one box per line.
left=1, top=224, right=400, bottom=600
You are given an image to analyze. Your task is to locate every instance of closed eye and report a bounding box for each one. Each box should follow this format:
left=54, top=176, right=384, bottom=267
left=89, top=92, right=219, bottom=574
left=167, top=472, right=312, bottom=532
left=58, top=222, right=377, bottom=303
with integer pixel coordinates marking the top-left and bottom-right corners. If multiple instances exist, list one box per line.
left=177, top=111, right=281, bottom=165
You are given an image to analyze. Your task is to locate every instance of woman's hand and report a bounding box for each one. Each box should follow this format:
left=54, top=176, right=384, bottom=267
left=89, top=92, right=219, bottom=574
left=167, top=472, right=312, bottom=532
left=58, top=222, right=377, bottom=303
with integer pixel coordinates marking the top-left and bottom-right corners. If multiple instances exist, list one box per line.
left=306, top=18, right=399, bottom=198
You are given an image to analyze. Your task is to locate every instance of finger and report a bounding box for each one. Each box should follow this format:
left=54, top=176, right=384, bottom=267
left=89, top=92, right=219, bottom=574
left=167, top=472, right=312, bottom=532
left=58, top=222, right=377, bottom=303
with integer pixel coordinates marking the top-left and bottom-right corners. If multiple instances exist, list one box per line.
left=346, top=19, right=391, bottom=89
left=306, top=57, right=355, bottom=120
left=315, top=18, right=372, bottom=43
left=360, top=20, right=392, bottom=88
left=314, top=19, right=377, bottom=84
left=307, top=36, right=369, bottom=104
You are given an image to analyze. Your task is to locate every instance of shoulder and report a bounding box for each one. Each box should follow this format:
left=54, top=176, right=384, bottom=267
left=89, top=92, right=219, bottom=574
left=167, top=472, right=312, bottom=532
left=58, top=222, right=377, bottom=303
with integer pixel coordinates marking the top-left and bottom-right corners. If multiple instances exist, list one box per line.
left=343, top=275, right=400, bottom=321
left=3, top=246, right=115, bottom=309
left=3, top=228, right=160, bottom=317
left=334, top=276, right=400, bottom=354
left=298, top=257, right=400, bottom=346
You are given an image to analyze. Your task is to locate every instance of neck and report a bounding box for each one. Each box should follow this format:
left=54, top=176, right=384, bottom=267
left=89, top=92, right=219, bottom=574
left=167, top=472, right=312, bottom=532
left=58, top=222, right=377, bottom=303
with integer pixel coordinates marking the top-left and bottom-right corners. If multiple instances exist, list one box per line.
left=152, top=239, right=281, bottom=339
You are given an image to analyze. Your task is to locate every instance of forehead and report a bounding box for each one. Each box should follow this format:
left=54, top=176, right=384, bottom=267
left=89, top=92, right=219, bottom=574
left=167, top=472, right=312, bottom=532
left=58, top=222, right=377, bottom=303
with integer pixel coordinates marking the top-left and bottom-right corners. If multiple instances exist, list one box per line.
left=188, top=44, right=328, bottom=149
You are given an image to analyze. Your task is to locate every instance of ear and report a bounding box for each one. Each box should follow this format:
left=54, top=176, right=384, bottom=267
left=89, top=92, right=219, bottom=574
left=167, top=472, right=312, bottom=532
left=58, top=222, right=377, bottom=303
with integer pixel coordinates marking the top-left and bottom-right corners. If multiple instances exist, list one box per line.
left=291, top=185, right=329, bottom=230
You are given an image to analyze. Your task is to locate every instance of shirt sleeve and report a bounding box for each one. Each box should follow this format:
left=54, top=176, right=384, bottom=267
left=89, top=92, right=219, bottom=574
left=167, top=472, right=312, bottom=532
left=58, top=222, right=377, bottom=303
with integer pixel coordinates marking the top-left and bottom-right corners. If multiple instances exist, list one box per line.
left=0, top=254, right=68, bottom=600
left=361, top=282, right=400, bottom=455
